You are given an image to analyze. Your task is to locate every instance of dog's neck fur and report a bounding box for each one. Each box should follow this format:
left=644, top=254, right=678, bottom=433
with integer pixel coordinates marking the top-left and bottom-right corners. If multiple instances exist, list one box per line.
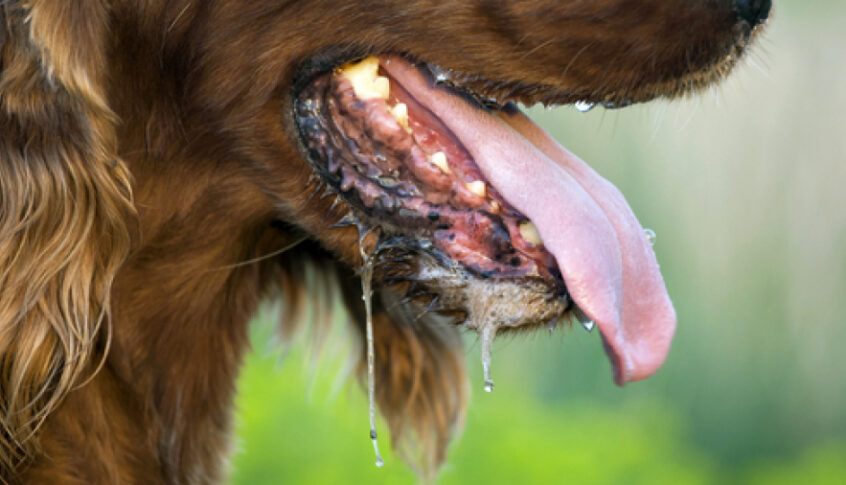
left=23, top=164, right=284, bottom=483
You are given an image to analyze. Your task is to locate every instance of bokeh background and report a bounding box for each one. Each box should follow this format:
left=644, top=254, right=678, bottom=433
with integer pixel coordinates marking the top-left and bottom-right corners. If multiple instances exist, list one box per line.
left=230, top=2, right=846, bottom=483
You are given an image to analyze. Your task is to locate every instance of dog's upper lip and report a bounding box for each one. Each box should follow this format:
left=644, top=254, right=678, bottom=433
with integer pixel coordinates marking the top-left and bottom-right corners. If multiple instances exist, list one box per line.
left=382, top=56, right=677, bottom=384
left=419, top=58, right=637, bottom=110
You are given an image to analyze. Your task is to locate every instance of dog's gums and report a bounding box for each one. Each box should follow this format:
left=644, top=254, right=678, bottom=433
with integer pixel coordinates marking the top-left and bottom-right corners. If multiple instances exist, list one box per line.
left=299, top=57, right=563, bottom=283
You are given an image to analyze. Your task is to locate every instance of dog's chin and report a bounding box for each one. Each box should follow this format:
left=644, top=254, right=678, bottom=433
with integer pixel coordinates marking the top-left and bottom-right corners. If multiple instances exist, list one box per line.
left=293, top=54, right=677, bottom=385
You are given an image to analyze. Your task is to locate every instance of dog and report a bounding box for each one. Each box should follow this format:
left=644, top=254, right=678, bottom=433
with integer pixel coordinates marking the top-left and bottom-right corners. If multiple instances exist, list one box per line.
left=0, top=0, right=769, bottom=482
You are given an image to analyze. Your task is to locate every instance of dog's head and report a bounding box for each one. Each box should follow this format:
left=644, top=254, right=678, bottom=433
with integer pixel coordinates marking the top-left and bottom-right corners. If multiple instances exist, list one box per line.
left=261, top=0, right=769, bottom=469
left=0, top=0, right=769, bottom=477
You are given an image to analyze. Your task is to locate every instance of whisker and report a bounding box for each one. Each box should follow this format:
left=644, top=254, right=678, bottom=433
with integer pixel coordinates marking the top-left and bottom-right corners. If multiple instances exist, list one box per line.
left=204, top=235, right=308, bottom=273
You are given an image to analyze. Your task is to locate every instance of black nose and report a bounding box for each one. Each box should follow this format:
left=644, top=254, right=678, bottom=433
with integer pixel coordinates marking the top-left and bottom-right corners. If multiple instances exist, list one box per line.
left=736, top=0, right=772, bottom=27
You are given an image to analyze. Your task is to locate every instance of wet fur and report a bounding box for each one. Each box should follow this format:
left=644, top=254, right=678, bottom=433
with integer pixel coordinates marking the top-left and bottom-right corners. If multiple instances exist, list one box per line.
left=0, top=0, right=762, bottom=482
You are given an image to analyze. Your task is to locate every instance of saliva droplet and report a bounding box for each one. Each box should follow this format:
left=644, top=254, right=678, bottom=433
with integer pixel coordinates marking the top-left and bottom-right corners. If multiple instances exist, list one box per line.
left=571, top=306, right=594, bottom=333
left=574, top=100, right=596, bottom=113
left=371, top=430, right=385, bottom=468
left=644, top=228, right=657, bottom=246
left=480, top=326, right=497, bottom=393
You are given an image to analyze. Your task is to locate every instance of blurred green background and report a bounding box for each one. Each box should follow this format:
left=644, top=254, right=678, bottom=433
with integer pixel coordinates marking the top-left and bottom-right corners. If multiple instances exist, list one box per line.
left=230, top=2, right=846, bottom=483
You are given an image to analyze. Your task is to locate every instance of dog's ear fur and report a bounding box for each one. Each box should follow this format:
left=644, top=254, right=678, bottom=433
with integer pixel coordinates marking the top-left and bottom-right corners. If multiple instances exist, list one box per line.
left=0, top=1, right=134, bottom=472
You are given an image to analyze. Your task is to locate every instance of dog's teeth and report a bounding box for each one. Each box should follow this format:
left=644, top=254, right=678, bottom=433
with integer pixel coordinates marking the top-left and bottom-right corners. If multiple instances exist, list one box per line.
left=518, top=221, right=543, bottom=246
left=339, top=56, right=390, bottom=100
left=429, top=151, right=451, bottom=174
left=390, top=103, right=410, bottom=131
left=372, top=76, right=390, bottom=99
left=466, top=180, right=487, bottom=198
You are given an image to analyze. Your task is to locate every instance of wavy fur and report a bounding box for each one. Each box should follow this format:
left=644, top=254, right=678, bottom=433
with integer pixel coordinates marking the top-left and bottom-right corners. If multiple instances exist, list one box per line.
left=0, top=0, right=133, bottom=474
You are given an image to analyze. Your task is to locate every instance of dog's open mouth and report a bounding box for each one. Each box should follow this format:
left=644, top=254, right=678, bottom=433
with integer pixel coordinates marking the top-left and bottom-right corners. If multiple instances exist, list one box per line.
left=294, top=55, right=676, bottom=387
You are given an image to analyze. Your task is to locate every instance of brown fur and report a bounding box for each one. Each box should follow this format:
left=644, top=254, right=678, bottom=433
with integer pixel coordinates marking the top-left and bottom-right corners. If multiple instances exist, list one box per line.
left=0, top=0, right=764, bottom=482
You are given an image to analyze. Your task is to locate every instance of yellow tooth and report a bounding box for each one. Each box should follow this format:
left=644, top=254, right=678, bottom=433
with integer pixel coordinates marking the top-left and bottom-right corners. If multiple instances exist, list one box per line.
left=338, top=56, right=389, bottom=100
left=490, top=200, right=501, bottom=212
left=466, top=180, right=487, bottom=198
left=430, top=151, right=451, bottom=174
left=518, top=221, right=543, bottom=246
left=372, top=76, right=390, bottom=99
left=391, top=103, right=409, bottom=131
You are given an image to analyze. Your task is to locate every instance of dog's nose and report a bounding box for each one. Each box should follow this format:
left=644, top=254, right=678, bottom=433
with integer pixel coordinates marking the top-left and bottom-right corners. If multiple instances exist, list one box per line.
left=736, top=0, right=772, bottom=27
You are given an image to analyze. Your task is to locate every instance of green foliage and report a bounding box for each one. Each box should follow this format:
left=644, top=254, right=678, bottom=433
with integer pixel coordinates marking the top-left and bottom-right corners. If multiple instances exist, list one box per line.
left=231, top=324, right=846, bottom=484
left=231, top=323, right=717, bottom=485
left=744, top=444, right=846, bottom=485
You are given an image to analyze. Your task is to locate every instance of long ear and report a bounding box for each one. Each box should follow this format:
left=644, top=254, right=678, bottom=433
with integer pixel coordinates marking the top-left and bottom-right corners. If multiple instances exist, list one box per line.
left=0, top=1, right=134, bottom=473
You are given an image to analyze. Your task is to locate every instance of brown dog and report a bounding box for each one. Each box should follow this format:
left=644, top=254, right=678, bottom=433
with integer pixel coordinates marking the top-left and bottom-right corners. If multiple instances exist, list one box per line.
left=0, top=0, right=769, bottom=482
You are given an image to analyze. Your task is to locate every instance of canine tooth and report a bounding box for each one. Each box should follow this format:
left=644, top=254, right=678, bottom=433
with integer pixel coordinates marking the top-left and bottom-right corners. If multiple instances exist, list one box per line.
left=391, top=103, right=409, bottom=131
left=489, top=200, right=500, bottom=212
left=338, top=56, right=390, bottom=100
left=372, top=76, right=390, bottom=99
left=518, top=221, right=543, bottom=246
left=429, top=151, right=451, bottom=174
left=466, top=180, right=486, bottom=198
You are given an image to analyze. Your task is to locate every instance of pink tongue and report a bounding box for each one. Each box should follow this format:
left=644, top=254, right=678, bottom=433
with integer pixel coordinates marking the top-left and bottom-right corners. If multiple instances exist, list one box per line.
left=382, top=57, right=676, bottom=385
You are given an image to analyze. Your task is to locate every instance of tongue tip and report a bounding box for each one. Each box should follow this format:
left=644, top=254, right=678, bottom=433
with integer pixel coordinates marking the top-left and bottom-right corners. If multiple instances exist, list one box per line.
left=602, top=306, right=677, bottom=387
